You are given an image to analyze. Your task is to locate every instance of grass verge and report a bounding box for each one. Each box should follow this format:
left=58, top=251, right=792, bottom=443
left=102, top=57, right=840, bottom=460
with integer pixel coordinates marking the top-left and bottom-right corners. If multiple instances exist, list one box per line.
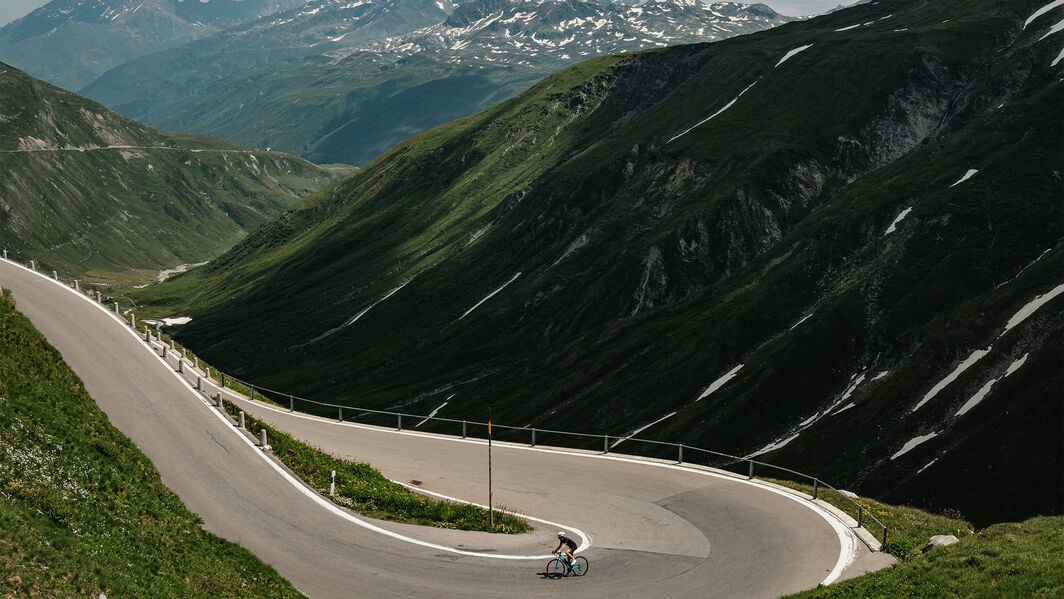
left=0, top=289, right=301, bottom=598
left=785, top=516, right=1064, bottom=598
left=220, top=399, right=532, bottom=534
left=766, top=478, right=974, bottom=558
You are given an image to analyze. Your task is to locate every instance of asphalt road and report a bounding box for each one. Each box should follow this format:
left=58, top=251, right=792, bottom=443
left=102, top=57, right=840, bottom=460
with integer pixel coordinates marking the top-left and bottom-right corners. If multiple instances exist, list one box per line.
left=1, top=257, right=870, bottom=598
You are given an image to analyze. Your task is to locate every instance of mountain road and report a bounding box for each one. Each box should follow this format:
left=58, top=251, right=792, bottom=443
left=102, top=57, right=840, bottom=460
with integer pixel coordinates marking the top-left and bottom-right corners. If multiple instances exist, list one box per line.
left=0, top=257, right=881, bottom=598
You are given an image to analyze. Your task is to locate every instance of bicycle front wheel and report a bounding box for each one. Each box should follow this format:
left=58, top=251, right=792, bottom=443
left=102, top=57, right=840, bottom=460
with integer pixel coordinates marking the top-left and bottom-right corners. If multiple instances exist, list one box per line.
left=571, top=555, right=589, bottom=576
left=546, top=558, right=567, bottom=578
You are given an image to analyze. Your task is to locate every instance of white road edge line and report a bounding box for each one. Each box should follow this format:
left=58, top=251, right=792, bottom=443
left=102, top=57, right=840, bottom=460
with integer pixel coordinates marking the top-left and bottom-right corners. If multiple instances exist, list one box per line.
left=4, top=257, right=858, bottom=581
left=1, top=258, right=573, bottom=561
left=228, top=393, right=861, bottom=583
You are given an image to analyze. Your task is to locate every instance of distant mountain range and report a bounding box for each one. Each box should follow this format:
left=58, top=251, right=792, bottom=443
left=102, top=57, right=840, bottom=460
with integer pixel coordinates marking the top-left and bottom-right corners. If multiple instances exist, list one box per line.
left=0, top=61, right=345, bottom=284
left=1, top=0, right=791, bottom=166
left=0, top=0, right=310, bottom=91
left=134, top=0, right=1063, bottom=527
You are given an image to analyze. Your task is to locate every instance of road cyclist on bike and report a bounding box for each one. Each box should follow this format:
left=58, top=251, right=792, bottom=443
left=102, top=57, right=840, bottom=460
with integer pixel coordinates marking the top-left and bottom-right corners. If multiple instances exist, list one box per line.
left=553, top=531, right=578, bottom=565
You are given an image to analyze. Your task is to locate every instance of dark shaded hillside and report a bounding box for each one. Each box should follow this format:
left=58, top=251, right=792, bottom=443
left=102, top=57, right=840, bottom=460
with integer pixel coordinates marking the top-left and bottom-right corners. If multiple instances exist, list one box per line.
left=140, top=0, right=1064, bottom=526
left=0, top=63, right=344, bottom=285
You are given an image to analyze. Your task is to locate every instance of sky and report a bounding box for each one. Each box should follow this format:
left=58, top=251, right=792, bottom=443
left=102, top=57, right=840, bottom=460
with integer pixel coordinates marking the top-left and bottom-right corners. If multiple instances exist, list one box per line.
left=0, top=0, right=853, bottom=26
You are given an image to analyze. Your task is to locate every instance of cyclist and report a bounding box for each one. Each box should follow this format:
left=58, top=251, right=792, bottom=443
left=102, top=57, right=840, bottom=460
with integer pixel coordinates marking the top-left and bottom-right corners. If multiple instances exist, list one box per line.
left=553, top=531, right=578, bottom=565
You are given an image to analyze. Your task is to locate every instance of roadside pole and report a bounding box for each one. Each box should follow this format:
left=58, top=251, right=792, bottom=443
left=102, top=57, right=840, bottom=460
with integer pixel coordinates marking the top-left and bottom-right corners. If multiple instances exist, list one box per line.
left=488, top=406, right=494, bottom=528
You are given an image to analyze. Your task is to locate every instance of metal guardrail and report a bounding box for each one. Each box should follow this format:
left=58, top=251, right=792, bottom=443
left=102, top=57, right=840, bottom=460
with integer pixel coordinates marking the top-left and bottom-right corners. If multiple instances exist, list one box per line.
left=2, top=252, right=889, bottom=547
left=211, top=363, right=889, bottom=548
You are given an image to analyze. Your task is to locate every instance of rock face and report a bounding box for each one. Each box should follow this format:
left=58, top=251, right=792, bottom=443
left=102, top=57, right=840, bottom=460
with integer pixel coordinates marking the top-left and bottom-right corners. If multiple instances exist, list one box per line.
left=155, top=0, right=1062, bottom=528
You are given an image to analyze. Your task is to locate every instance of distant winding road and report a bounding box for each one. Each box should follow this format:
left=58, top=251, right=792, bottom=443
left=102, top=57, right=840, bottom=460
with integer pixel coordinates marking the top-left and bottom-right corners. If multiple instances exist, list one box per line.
left=1, top=257, right=879, bottom=598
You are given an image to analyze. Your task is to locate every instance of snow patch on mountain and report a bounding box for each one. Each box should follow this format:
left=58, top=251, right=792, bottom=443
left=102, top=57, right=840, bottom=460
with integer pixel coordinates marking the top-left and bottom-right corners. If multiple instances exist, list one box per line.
left=912, top=348, right=991, bottom=412
left=1003, top=283, right=1064, bottom=333
left=696, top=364, right=743, bottom=400
left=667, top=78, right=760, bottom=143
left=1025, top=0, right=1064, bottom=29
left=949, top=168, right=979, bottom=187
left=458, top=272, right=522, bottom=320
left=297, top=280, right=411, bottom=347
left=1037, top=17, right=1064, bottom=41
left=775, top=44, right=812, bottom=68
left=610, top=411, right=677, bottom=448
left=891, top=431, right=939, bottom=460
left=747, top=433, right=799, bottom=458
left=884, top=206, right=912, bottom=235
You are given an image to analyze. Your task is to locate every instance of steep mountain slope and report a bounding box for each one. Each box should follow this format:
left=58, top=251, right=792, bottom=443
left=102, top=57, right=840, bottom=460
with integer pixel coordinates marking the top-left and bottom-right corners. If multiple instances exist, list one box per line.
left=0, top=0, right=309, bottom=91
left=82, top=0, right=790, bottom=165
left=0, top=63, right=343, bottom=284
left=139, top=0, right=1064, bottom=526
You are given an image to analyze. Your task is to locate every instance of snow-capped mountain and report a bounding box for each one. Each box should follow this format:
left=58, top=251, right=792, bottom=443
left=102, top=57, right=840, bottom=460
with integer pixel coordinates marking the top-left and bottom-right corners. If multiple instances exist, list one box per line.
left=0, top=0, right=311, bottom=90
left=359, top=0, right=786, bottom=63
left=81, top=0, right=790, bottom=165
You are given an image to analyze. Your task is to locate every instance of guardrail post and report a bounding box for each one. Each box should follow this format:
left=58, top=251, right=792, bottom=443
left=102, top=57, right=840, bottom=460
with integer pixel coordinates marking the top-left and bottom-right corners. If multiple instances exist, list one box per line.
left=52, top=270, right=58, bottom=280
left=95, top=291, right=102, bottom=302
left=129, top=313, right=135, bottom=328
left=194, top=356, right=199, bottom=369
left=882, top=527, right=888, bottom=547
left=462, top=421, right=467, bottom=438
left=812, top=478, right=819, bottom=500
left=113, top=302, right=119, bottom=314
left=169, top=339, right=175, bottom=350
left=531, top=428, right=536, bottom=447
left=857, top=505, right=864, bottom=528
left=29, top=260, right=35, bottom=271
left=2, top=250, right=6, bottom=259
left=289, top=395, right=294, bottom=412
left=220, top=373, right=226, bottom=388
left=748, top=461, right=755, bottom=479
left=259, top=429, right=268, bottom=449
left=196, top=376, right=202, bottom=391
left=160, top=345, right=167, bottom=358
left=144, top=326, right=150, bottom=342
left=604, top=436, right=610, bottom=453
left=678, top=444, right=684, bottom=464
left=249, top=386, right=255, bottom=401
left=206, top=367, right=211, bottom=380
left=397, top=414, right=402, bottom=431
left=338, top=407, right=343, bottom=422
left=238, top=411, right=245, bottom=429
left=74, top=280, right=79, bottom=291
left=177, top=358, right=183, bottom=373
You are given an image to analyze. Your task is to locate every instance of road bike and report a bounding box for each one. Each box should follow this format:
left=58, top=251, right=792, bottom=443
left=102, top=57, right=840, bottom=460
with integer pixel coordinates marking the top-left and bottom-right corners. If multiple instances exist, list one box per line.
left=545, top=552, right=589, bottom=577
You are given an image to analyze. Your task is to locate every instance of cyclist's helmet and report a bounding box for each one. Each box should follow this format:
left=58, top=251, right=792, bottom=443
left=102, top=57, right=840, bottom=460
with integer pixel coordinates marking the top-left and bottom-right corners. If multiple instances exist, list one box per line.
left=557, top=531, right=566, bottom=538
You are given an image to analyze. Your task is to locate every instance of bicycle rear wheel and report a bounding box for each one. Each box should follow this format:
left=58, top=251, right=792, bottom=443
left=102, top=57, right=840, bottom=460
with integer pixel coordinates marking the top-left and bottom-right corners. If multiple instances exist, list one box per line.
left=571, top=555, right=589, bottom=576
left=546, top=558, right=567, bottom=578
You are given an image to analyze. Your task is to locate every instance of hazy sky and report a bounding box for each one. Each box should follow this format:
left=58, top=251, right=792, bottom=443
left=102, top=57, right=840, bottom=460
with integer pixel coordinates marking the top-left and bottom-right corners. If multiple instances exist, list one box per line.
left=0, top=0, right=851, bottom=26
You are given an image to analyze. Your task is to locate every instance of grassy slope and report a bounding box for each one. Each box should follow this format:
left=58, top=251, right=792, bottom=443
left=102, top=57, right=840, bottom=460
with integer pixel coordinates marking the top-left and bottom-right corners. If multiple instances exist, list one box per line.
left=0, top=62, right=344, bottom=286
left=787, top=517, right=1064, bottom=599
left=0, top=289, right=301, bottom=598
